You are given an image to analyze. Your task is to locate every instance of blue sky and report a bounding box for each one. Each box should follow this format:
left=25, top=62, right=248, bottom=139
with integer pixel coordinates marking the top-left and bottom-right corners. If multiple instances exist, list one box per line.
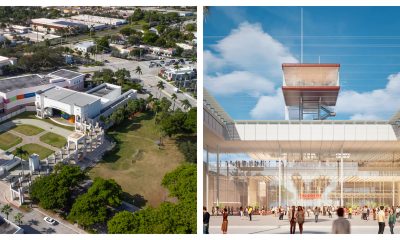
left=204, top=7, right=400, bottom=120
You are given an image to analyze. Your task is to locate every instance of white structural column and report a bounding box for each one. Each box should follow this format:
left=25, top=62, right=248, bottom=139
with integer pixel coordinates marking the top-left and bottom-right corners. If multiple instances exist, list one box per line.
left=216, top=145, right=220, bottom=207
left=206, top=145, right=209, bottom=211
left=278, top=149, right=282, bottom=207
left=340, top=147, right=344, bottom=207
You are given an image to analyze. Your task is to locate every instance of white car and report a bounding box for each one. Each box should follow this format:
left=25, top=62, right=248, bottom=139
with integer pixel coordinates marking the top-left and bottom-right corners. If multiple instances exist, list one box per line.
left=43, top=217, right=57, bottom=225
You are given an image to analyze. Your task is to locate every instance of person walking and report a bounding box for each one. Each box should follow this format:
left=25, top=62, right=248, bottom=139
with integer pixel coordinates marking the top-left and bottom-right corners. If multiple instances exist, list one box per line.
left=389, top=208, right=396, bottom=234
left=332, top=207, right=351, bottom=234
left=203, top=207, right=211, bottom=234
left=348, top=207, right=352, bottom=219
left=239, top=206, right=244, bottom=219
left=279, top=206, right=284, bottom=220
left=221, top=208, right=228, bottom=234
left=314, top=207, right=320, bottom=223
left=297, top=206, right=305, bottom=234
left=288, top=206, right=297, bottom=234
left=378, top=206, right=385, bottom=234
left=248, top=206, right=253, bottom=221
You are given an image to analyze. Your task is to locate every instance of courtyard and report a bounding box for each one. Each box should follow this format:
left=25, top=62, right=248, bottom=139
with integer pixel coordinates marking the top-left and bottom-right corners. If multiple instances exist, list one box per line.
left=209, top=214, right=399, bottom=234
left=0, top=116, right=72, bottom=163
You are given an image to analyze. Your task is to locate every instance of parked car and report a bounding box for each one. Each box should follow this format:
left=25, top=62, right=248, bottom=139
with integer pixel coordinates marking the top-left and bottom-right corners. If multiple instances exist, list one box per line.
left=179, top=59, right=185, bottom=64
left=160, top=60, right=165, bottom=64
left=44, top=217, right=57, bottom=225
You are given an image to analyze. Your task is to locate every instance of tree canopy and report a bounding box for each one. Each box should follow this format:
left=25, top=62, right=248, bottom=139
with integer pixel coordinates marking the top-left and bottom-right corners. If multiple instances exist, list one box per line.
left=30, top=163, right=85, bottom=210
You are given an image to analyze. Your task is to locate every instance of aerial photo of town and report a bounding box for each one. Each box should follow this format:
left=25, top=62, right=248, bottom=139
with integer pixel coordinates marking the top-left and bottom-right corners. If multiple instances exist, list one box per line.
left=0, top=6, right=197, bottom=234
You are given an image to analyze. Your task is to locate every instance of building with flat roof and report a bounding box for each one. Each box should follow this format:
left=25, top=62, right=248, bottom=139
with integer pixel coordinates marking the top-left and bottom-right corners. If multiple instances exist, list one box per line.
left=31, top=18, right=87, bottom=33
left=0, top=216, right=23, bottom=234
left=70, top=14, right=127, bottom=26
left=74, top=41, right=96, bottom=53
left=204, top=63, right=400, bottom=210
left=36, top=83, right=136, bottom=131
left=0, top=69, right=84, bottom=113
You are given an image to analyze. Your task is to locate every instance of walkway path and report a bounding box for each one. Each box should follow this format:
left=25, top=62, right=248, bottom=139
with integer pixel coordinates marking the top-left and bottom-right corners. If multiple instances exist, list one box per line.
left=209, top=214, right=398, bottom=234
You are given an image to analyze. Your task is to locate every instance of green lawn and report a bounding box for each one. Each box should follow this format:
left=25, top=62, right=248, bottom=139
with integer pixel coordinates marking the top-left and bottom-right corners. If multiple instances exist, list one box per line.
left=11, top=124, right=44, bottom=136
left=40, top=132, right=67, bottom=148
left=0, top=132, right=22, bottom=150
left=13, top=144, right=54, bottom=159
left=88, top=111, right=185, bottom=207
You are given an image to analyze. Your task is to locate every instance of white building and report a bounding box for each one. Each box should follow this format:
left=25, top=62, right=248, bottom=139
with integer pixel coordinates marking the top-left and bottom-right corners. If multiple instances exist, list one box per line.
left=9, top=25, right=30, bottom=34
left=70, top=14, right=127, bottom=26
left=0, top=69, right=84, bottom=113
left=149, top=46, right=175, bottom=57
left=36, top=83, right=136, bottom=131
left=176, top=43, right=193, bottom=50
left=0, top=56, right=16, bottom=74
left=74, top=41, right=96, bottom=53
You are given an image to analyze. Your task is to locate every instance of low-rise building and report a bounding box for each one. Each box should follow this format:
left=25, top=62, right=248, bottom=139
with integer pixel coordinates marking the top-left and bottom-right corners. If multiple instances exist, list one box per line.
left=0, top=216, right=24, bottom=234
left=0, top=69, right=84, bottom=113
left=74, top=41, right=96, bottom=53
left=70, top=14, right=127, bottom=26
left=36, top=83, right=136, bottom=131
left=9, top=25, right=31, bottom=34
left=149, top=46, right=175, bottom=57
left=0, top=56, right=16, bottom=75
left=162, top=66, right=197, bottom=89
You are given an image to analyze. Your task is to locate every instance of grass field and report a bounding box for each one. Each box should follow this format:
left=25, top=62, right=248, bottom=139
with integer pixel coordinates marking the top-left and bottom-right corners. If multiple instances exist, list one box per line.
left=88, top=112, right=184, bottom=207
left=0, top=132, right=22, bottom=150
left=11, top=124, right=44, bottom=136
left=13, top=144, right=54, bottom=159
left=40, top=132, right=67, bottom=148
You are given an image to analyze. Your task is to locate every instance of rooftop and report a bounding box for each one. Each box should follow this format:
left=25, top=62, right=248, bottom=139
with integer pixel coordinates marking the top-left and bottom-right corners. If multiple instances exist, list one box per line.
left=0, top=74, right=51, bottom=93
left=89, top=85, right=116, bottom=97
left=49, top=69, right=83, bottom=80
left=39, top=86, right=100, bottom=107
left=74, top=41, right=95, bottom=48
left=0, top=217, right=21, bottom=234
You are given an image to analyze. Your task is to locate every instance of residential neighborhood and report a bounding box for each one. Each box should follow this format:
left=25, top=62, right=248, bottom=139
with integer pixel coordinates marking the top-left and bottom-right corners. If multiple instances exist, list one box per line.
left=0, top=6, right=196, bottom=234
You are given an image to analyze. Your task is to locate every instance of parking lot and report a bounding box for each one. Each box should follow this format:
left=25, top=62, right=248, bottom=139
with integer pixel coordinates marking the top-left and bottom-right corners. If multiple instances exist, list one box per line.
left=78, top=54, right=197, bottom=110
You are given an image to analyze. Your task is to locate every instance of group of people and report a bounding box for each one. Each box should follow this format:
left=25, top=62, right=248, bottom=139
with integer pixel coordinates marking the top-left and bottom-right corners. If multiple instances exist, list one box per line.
left=203, top=204, right=400, bottom=234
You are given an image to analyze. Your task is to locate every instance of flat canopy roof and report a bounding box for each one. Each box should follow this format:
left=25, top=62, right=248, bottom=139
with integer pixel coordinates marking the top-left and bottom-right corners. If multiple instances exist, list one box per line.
left=282, top=63, right=340, bottom=107
left=0, top=74, right=50, bottom=93
left=282, top=63, right=340, bottom=87
left=40, top=87, right=100, bottom=107
left=282, top=86, right=340, bottom=106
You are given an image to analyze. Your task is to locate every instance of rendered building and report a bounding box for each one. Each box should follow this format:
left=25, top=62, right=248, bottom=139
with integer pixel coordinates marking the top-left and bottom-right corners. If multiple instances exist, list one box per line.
left=204, top=63, right=400, bottom=209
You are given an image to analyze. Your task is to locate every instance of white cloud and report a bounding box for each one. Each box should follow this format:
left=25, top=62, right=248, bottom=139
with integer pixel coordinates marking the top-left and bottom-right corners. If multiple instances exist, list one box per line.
left=212, top=22, right=298, bottom=77
left=205, top=71, right=275, bottom=97
left=336, top=73, right=400, bottom=120
left=204, top=22, right=298, bottom=119
left=250, top=90, right=285, bottom=120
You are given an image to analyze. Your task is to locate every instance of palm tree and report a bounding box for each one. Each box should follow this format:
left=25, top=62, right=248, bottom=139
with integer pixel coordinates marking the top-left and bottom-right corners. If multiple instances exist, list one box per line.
left=156, top=80, right=165, bottom=99
left=33, top=25, right=38, bottom=42
left=171, top=93, right=177, bottom=110
left=1, top=204, right=13, bottom=220
left=15, top=147, right=28, bottom=176
left=180, top=99, right=192, bottom=111
left=14, top=212, right=24, bottom=225
left=135, top=66, right=142, bottom=80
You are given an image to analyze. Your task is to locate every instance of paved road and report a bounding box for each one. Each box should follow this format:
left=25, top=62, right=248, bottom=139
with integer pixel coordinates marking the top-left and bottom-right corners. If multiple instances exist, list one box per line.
left=0, top=181, right=82, bottom=234
left=209, top=214, right=399, bottom=234
left=78, top=54, right=197, bottom=110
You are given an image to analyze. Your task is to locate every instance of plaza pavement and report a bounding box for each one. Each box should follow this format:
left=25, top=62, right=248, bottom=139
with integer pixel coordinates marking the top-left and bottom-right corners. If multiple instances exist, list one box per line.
left=209, top=214, right=399, bottom=234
